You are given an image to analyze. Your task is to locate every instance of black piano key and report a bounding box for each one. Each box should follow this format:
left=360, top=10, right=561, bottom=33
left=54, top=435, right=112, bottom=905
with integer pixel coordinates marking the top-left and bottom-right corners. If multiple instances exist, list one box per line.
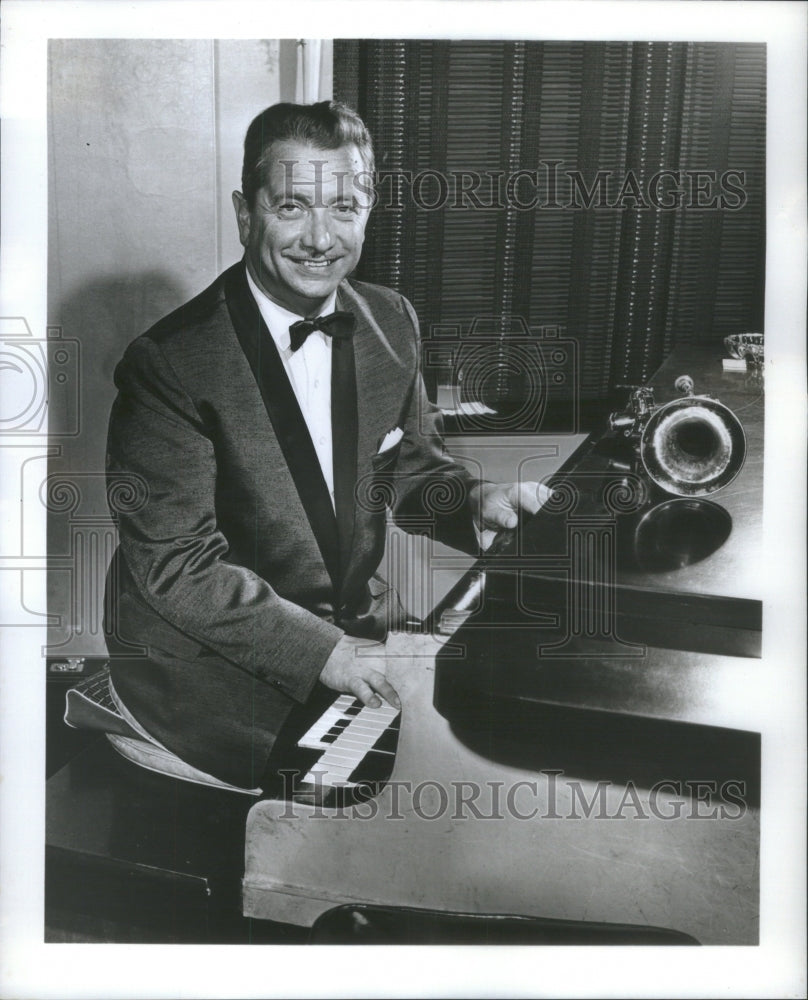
left=346, top=751, right=395, bottom=788
left=372, top=725, right=400, bottom=756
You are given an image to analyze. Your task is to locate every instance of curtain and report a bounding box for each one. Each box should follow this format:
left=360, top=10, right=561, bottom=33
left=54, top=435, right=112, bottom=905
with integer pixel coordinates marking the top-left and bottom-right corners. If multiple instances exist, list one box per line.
left=334, top=41, right=766, bottom=414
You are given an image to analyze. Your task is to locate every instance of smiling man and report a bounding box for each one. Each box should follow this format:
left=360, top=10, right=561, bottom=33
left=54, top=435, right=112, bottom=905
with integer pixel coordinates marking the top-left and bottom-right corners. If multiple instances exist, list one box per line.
left=104, top=102, right=547, bottom=790
left=232, top=137, right=370, bottom=316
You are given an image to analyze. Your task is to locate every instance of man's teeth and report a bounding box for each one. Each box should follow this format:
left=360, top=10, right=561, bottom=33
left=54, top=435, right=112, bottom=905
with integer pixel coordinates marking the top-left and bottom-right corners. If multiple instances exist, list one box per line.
left=298, top=259, right=333, bottom=268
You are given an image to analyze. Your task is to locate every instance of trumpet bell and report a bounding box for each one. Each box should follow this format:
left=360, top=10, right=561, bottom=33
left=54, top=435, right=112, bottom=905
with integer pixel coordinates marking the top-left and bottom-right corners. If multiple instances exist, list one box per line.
left=640, top=397, right=746, bottom=497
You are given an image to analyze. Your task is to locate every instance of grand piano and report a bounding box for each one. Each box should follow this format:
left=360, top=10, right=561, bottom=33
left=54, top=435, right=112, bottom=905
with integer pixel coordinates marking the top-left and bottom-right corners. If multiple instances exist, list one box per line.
left=46, top=344, right=762, bottom=944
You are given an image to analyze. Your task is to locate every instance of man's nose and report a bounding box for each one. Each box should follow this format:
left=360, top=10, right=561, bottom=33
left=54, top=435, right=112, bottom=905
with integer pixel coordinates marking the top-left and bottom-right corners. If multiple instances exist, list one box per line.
left=301, top=209, right=334, bottom=253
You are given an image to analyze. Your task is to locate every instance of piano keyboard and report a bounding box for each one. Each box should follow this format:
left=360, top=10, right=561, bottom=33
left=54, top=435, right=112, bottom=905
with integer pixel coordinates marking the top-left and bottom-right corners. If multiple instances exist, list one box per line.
left=67, top=665, right=117, bottom=712
left=296, top=693, right=400, bottom=790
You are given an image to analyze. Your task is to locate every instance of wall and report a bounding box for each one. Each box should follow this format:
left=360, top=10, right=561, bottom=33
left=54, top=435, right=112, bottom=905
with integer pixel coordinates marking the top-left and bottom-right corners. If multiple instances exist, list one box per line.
left=47, top=39, right=302, bottom=655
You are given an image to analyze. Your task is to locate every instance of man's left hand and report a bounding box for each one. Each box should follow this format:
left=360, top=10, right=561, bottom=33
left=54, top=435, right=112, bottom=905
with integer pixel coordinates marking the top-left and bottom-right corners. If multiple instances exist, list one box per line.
left=470, top=481, right=554, bottom=550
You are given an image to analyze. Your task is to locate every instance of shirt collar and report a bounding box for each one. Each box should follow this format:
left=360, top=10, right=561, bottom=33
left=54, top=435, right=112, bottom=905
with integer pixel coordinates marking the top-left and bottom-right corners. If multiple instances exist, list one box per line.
left=245, top=267, right=338, bottom=354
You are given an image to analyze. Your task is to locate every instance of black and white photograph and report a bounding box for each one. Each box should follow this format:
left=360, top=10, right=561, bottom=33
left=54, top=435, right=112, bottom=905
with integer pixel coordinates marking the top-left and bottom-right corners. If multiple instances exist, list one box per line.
left=1, top=2, right=805, bottom=998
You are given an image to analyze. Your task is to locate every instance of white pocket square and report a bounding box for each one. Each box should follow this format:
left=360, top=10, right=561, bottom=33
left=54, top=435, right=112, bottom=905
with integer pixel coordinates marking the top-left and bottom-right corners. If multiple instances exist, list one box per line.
left=377, top=427, right=404, bottom=453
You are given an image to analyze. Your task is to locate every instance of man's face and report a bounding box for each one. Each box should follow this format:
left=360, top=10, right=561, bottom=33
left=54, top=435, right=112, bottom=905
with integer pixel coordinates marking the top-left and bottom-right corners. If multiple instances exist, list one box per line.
left=233, top=140, right=371, bottom=317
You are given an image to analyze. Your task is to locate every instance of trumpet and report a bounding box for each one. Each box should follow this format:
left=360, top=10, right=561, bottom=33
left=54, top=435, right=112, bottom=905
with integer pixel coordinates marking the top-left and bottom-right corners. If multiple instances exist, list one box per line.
left=609, top=375, right=746, bottom=497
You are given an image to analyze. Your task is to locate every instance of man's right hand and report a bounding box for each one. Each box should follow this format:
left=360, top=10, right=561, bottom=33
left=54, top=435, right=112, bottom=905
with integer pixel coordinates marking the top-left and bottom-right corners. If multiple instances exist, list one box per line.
left=319, top=635, right=401, bottom=710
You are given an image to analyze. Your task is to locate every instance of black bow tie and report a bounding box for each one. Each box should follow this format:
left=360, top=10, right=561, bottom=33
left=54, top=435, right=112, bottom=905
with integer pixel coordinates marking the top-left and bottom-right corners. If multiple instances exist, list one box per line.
left=289, top=311, right=356, bottom=352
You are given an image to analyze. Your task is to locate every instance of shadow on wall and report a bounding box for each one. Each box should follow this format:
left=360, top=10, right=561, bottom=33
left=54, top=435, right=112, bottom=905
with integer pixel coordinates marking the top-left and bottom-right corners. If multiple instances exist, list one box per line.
left=53, top=271, right=189, bottom=390
left=47, top=270, right=188, bottom=658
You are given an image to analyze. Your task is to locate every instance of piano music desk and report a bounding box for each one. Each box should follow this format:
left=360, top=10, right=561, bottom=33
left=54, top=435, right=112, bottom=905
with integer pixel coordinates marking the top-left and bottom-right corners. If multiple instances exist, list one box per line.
left=380, top=431, right=587, bottom=621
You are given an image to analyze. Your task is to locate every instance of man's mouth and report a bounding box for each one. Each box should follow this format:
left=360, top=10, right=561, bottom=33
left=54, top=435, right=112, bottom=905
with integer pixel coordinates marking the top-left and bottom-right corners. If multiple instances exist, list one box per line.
left=289, top=257, right=338, bottom=269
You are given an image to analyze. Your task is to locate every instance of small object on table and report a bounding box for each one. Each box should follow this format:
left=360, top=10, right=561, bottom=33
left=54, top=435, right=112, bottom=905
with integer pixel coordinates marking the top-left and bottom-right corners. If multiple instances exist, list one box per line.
left=723, top=332, right=764, bottom=368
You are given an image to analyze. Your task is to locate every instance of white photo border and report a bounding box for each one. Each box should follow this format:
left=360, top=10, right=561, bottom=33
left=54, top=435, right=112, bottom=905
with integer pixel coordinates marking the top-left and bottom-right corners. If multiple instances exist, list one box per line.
left=1, top=2, right=805, bottom=998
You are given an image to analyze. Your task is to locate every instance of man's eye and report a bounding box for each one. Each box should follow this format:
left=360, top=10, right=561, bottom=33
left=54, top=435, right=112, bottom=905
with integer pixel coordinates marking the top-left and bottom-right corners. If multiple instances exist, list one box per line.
left=332, top=203, right=358, bottom=216
left=276, top=203, right=305, bottom=218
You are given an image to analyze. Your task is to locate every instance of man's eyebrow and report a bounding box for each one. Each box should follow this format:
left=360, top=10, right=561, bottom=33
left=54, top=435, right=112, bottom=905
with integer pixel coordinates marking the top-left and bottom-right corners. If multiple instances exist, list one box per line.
left=269, top=188, right=358, bottom=207
left=270, top=189, right=314, bottom=204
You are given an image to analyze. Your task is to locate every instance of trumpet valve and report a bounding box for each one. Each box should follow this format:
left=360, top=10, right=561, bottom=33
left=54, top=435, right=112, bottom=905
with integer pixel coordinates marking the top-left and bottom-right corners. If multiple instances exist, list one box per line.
left=675, top=374, right=695, bottom=395
left=609, top=411, right=637, bottom=435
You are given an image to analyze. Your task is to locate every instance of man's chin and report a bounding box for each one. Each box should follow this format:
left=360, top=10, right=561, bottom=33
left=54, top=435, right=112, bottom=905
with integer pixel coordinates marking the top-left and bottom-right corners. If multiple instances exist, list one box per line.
left=282, top=271, right=348, bottom=309
left=253, top=260, right=353, bottom=314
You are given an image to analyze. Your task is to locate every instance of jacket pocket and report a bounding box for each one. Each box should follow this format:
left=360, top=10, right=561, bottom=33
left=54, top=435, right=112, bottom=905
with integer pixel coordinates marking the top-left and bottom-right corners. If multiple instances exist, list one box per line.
left=370, top=440, right=403, bottom=473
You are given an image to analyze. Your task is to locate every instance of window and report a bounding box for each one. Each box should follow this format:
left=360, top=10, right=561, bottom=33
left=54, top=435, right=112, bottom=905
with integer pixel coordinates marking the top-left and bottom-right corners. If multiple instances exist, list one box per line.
left=335, top=41, right=765, bottom=418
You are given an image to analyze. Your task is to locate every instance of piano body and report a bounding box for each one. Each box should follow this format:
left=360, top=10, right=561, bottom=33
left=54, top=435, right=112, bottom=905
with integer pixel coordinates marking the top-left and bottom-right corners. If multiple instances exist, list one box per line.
left=244, top=632, right=759, bottom=944
left=45, top=346, right=762, bottom=944
left=242, top=346, right=763, bottom=944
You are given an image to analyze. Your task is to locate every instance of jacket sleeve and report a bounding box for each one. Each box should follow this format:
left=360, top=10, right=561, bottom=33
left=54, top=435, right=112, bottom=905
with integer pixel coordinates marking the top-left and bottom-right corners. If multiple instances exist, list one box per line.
left=106, top=335, right=343, bottom=703
left=388, top=297, right=485, bottom=556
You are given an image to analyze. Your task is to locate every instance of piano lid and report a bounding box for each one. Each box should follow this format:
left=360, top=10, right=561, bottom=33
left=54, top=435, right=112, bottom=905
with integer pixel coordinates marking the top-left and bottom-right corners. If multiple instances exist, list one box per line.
left=513, top=345, right=763, bottom=604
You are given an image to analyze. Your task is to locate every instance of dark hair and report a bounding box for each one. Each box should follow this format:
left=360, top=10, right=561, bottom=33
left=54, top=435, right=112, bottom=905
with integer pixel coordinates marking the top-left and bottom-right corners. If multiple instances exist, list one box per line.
left=240, top=101, right=375, bottom=207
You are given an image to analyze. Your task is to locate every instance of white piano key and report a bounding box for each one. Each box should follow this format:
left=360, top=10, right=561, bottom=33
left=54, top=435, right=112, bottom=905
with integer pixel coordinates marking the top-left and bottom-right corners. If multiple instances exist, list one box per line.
left=297, top=695, right=359, bottom=749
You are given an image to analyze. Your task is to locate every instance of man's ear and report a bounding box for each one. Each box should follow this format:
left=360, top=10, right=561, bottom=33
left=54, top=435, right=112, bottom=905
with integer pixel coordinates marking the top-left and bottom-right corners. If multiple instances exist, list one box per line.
left=232, top=191, right=251, bottom=247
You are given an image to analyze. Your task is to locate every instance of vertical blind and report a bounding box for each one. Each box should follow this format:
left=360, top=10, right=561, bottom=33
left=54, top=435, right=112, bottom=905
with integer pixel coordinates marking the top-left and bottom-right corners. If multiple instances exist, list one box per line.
left=334, top=41, right=766, bottom=410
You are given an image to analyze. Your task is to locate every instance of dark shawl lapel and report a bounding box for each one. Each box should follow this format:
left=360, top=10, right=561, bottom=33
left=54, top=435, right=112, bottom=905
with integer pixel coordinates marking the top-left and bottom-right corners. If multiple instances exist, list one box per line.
left=224, top=263, right=344, bottom=589
left=335, top=280, right=415, bottom=604
left=331, top=289, right=358, bottom=601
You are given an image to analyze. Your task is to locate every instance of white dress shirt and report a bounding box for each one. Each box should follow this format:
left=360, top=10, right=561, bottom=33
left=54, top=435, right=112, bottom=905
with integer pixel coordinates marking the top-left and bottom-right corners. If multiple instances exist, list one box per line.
left=245, top=269, right=337, bottom=508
